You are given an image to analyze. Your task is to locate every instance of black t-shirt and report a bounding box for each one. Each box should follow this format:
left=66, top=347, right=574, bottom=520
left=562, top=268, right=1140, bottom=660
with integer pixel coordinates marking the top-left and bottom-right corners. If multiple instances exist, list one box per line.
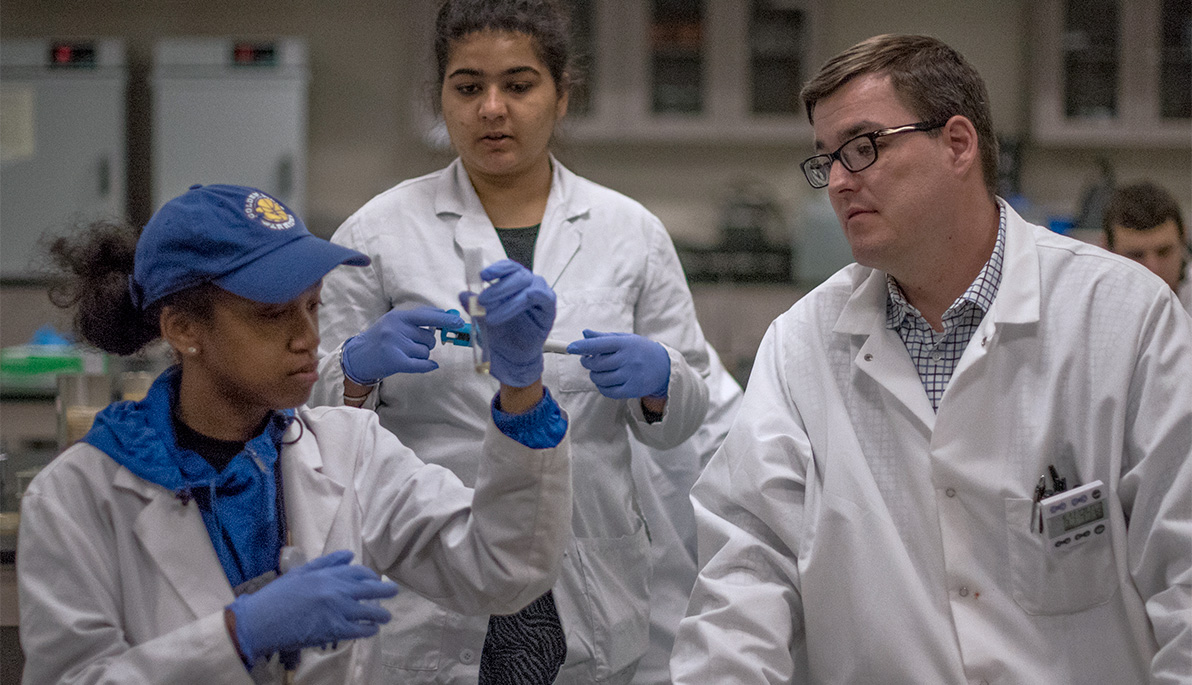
left=494, top=224, right=541, bottom=270
left=172, top=413, right=250, bottom=472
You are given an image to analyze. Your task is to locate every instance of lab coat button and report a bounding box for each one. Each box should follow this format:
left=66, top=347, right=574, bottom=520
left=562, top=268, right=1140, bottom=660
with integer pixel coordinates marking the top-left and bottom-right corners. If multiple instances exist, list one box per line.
left=945, top=488, right=956, bottom=498
left=864, top=353, right=874, bottom=361
left=958, top=586, right=969, bottom=597
left=460, top=648, right=475, bottom=664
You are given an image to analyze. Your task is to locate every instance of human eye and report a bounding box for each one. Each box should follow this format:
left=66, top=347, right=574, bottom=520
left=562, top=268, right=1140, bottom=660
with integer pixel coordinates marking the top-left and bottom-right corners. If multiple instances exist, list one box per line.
left=506, top=79, right=535, bottom=94
left=255, top=304, right=288, bottom=322
left=852, top=136, right=876, bottom=157
left=454, top=82, right=481, bottom=96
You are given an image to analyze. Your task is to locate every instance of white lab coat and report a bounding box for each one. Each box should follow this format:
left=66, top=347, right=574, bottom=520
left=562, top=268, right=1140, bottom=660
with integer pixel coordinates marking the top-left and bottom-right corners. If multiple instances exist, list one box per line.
left=1179, top=262, right=1191, bottom=316
left=312, top=157, right=710, bottom=684
left=629, top=345, right=743, bottom=685
left=672, top=204, right=1192, bottom=684
left=18, top=404, right=571, bottom=685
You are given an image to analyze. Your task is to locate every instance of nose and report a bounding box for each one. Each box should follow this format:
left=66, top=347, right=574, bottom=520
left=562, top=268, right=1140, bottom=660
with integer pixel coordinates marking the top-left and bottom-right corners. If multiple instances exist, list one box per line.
left=479, top=86, right=506, bottom=120
left=290, top=307, right=319, bottom=352
left=1139, top=252, right=1165, bottom=274
left=827, top=157, right=858, bottom=194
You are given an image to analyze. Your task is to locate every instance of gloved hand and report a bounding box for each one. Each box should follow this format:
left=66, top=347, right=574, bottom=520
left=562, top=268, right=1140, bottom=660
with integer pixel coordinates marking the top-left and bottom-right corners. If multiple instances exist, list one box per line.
left=567, top=330, right=671, bottom=399
left=341, top=307, right=464, bottom=384
left=227, top=550, right=399, bottom=666
left=460, top=259, right=556, bottom=387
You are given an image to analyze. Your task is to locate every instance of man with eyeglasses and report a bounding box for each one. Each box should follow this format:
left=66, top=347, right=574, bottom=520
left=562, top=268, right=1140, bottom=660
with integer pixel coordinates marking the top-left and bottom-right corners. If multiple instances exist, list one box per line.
left=672, top=34, right=1192, bottom=684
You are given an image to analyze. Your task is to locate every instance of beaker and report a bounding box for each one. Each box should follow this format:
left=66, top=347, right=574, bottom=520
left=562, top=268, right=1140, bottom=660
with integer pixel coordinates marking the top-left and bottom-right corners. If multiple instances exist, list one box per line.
left=57, top=373, right=112, bottom=448
left=120, top=371, right=155, bottom=402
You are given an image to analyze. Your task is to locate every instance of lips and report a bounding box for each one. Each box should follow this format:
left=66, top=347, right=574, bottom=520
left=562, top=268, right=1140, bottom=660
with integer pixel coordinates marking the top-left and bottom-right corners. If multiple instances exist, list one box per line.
left=292, top=361, right=318, bottom=381
left=846, top=207, right=875, bottom=221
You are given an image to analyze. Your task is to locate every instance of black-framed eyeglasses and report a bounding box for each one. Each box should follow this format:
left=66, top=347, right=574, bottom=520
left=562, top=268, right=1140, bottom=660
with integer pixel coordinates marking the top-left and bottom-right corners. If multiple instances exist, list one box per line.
left=800, top=120, right=948, bottom=188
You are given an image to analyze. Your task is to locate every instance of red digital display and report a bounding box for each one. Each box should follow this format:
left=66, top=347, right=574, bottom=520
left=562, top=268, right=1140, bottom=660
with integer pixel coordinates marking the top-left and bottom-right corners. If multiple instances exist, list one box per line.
left=232, top=43, right=277, bottom=66
left=49, top=42, right=96, bottom=67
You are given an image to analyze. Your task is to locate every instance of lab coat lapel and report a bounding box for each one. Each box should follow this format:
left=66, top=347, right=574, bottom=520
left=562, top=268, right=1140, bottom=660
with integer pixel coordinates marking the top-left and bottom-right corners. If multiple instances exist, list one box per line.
left=439, top=159, right=510, bottom=275
left=280, top=419, right=345, bottom=558
left=835, top=269, right=937, bottom=432
left=120, top=468, right=232, bottom=618
left=535, top=158, right=588, bottom=289
left=940, top=204, right=1041, bottom=393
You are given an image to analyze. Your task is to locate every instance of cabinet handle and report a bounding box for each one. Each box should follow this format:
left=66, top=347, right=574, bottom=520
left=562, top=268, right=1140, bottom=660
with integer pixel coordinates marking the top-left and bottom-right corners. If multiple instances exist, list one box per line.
left=276, top=155, right=293, bottom=198
left=97, top=156, right=110, bottom=197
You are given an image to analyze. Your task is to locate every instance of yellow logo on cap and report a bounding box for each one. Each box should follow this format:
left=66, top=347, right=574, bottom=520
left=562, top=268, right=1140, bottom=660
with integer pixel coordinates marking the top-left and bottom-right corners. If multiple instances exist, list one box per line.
left=244, top=192, right=296, bottom=230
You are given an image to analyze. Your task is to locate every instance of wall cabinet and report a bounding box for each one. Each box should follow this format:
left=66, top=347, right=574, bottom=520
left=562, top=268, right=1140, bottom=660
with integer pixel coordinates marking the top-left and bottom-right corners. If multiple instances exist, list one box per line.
left=1031, top=0, right=1191, bottom=147
left=418, top=0, right=822, bottom=146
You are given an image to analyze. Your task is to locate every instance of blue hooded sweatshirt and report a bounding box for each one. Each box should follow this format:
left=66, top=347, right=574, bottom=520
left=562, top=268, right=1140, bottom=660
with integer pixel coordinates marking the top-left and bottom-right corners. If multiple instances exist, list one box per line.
left=83, top=366, right=292, bottom=589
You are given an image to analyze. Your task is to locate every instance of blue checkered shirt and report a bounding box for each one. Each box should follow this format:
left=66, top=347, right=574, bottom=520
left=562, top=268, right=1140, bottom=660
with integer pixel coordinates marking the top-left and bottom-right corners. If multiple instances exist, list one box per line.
left=886, top=204, right=1007, bottom=412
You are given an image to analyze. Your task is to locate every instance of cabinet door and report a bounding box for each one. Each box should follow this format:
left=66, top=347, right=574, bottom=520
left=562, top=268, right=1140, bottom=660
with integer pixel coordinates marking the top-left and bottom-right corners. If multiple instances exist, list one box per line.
left=1032, top=0, right=1191, bottom=146
left=0, top=40, right=127, bottom=281
left=564, top=0, right=818, bottom=143
left=152, top=77, right=307, bottom=213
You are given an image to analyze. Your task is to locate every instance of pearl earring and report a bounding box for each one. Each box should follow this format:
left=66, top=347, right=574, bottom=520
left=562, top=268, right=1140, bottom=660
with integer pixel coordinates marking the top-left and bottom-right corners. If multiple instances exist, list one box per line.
left=187, top=347, right=197, bottom=354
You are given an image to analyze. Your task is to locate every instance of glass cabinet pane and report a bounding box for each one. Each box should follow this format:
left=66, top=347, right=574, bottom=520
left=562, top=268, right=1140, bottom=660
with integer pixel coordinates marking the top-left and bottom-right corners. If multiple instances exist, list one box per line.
left=1159, top=0, right=1191, bottom=119
left=1062, top=0, right=1120, bottom=118
left=749, top=0, right=806, bottom=115
left=651, top=0, right=704, bottom=114
left=564, top=0, right=595, bottom=116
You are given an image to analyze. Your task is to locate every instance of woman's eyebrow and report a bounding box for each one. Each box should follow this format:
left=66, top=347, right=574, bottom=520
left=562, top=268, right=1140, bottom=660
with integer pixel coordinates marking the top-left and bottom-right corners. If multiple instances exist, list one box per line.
left=447, top=65, right=540, bottom=79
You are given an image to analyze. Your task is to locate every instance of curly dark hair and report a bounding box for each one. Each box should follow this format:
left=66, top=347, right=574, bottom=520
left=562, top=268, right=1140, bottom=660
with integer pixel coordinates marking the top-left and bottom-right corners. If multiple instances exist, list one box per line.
left=46, top=220, right=216, bottom=356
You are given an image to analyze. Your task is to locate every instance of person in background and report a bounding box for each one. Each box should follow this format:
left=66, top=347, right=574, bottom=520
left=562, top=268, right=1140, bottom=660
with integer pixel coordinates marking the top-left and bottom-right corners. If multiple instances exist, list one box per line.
left=18, top=184, right=572, bottom=684
left=310, top=1, right=711, bottom=682
left=672, top=34, right=1192, bottom=684
left=1103, top=180, right=1192, bottom=316
left=628, top=345, right=742, bottom=685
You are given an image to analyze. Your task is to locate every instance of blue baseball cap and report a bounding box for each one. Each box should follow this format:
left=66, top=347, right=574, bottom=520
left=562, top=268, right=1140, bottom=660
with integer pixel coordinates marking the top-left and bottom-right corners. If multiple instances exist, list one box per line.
left=130, top=184, right=369, bottom=309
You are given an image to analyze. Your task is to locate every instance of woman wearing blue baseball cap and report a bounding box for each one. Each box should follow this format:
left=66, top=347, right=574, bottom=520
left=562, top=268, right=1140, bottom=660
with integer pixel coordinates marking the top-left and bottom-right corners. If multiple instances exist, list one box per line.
left=17, top=184, right=572, bottom=684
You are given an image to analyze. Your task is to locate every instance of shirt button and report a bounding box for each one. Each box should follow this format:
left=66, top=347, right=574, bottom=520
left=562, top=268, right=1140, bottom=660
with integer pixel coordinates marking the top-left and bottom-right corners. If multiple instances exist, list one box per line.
left=459, top=648, right=475, bottom=664
left=931, top=350, right=943, bottom=361
left=945, top=488, right=956, bottom=498
left=958, top=586, right=970, bottom=597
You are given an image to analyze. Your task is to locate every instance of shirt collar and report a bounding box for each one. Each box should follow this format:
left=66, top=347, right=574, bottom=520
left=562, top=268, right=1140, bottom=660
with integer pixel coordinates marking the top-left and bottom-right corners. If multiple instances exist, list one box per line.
left=886, top=203, right=1007, bottom=330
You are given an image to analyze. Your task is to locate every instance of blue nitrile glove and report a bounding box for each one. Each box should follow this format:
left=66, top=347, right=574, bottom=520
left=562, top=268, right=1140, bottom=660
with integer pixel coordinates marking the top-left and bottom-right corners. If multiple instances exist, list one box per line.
left=567, top=329, right=671, bottom=399
left=341, top=307, right=465, bottom=384
left=227, top=550, right=399, bottom=666
left=459, top=259, right=556, bottom=387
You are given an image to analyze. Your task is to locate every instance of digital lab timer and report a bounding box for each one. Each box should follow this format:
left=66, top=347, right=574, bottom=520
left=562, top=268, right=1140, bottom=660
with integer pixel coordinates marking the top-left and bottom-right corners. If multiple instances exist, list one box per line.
left=1041, top=480, right=1108, bottom=548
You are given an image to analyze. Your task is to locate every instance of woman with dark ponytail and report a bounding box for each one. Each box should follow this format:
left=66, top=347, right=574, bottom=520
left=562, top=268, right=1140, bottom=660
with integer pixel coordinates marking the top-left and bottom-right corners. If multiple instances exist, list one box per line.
left=18, top=183, right=573, bottom=684
left=311, top=2, right=713, bottom=683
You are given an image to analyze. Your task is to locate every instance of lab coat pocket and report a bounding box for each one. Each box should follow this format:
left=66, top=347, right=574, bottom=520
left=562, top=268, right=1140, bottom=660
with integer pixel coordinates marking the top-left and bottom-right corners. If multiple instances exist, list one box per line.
left=553, top=287, right=635, bottom=394
left=1004, top=497, right=1117, bottom=615
left=377, top=589, right=448, bottom=673
left=571, top=523, right=651, bottom=679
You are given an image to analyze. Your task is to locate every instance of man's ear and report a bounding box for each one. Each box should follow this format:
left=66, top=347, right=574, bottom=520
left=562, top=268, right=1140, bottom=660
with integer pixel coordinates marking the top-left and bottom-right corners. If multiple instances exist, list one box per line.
left=160, top=305, right=200, bottom=357
left=941, top=115, right=980, bottom=180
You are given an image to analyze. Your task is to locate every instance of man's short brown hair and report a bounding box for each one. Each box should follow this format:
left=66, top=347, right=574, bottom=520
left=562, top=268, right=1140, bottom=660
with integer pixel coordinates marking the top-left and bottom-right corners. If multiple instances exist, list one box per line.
left=801, top=34, right=998, bottom=196
left=1102, top=181, right=1186, bottom=250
